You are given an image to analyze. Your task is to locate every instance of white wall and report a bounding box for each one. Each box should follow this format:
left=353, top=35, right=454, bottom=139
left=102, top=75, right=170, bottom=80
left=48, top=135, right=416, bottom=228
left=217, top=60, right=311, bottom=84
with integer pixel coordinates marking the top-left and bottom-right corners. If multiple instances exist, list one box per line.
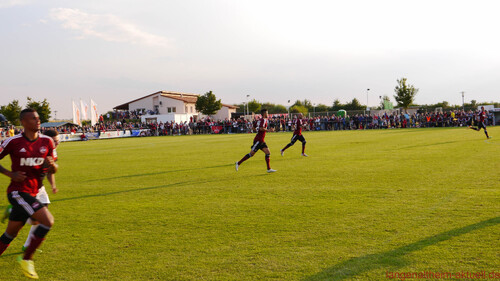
left=141, top=113, right=197, bottom=124
left=129, top=95, right=158, bottom=112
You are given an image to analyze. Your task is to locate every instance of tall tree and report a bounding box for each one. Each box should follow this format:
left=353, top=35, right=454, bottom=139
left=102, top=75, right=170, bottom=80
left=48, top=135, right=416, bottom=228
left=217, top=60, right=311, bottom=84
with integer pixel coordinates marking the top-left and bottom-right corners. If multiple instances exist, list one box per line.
left=394, top=78, right=418, bottom=110
left=0, top=99, right=22, bottom=125
left=344, top=98, right=366, bottom=110
left=195, top=91, right=222, bottom=116
left=290, top=105, right=308, bottom=114
left=331, top=99, right=342, bottom=111
left=26, top=97, right=51, bottom=123
left=247, top=99, right=262, bottom=113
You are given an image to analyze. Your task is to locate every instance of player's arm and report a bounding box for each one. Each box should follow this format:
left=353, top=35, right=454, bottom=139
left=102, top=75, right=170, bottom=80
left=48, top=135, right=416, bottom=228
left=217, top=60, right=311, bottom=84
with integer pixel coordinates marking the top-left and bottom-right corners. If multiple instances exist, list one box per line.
left=47, top=172, right=58, bottom=194
left=45, top=156, right=58, bottom=174
left=0, top=164, right=26, bottom=182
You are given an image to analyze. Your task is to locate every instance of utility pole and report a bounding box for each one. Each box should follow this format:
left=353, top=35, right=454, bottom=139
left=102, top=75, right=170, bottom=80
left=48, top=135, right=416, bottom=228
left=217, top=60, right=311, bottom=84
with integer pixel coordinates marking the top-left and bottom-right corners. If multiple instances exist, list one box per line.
left=461, top=91, right=465, bottom=111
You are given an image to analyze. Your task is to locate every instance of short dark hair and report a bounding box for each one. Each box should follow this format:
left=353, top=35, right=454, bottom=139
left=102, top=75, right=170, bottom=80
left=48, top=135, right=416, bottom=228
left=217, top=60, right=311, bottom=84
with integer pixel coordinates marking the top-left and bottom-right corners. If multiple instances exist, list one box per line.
left=20, top=108, right=37, bottom=121
left=43, top=130, right=59, bottom=137
left=261, top=108, right=268, bottom=114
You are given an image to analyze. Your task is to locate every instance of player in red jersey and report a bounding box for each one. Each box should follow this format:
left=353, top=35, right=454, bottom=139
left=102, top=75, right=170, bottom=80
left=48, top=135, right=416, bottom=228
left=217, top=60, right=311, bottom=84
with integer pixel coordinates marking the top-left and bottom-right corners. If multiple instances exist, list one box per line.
left=280, top=113, right=308, bottom=157
left=469, top=106, right=491, bottom=139
left=235, top=109, right=276, bottom=173
left=0, top=108, right=57, bottom=279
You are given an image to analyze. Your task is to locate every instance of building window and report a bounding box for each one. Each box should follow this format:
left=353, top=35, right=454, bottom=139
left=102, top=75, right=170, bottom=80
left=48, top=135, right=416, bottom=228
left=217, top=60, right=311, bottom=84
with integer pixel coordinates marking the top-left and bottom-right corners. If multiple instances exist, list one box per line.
left=172, top=107, right=176, bottom=113
left=185, top=106, right=188, bottom=113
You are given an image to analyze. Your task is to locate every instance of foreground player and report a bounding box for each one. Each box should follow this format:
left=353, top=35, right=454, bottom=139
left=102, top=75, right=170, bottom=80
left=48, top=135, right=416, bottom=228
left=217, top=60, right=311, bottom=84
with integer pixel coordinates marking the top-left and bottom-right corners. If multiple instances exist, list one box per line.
left=280, top=113, right=308, bottom=157
left=1, top=130, right=60, bottom=252
left=0, top=109, right=57, bottom=279
left=22, top=130, right=59, bottom=252
left=235, top=109, right=276, bottom=173
left=469, top=106, right=491, bottom=139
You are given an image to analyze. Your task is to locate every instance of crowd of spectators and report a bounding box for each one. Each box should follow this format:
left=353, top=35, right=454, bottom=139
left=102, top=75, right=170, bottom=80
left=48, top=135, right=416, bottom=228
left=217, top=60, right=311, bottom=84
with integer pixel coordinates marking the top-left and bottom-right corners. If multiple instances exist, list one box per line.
left=1, top=109, right=496, bottom=140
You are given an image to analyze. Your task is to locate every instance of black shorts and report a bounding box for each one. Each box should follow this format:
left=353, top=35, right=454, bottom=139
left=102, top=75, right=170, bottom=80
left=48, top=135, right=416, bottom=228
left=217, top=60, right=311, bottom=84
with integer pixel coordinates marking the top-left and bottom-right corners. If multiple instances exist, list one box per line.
left=251, top=140, right=268, bottom=152
left=478, top=121, right=486, bottom=129
left=290, top=134, right=306, bottom=144
left=7, top=191, right=45, bottom=222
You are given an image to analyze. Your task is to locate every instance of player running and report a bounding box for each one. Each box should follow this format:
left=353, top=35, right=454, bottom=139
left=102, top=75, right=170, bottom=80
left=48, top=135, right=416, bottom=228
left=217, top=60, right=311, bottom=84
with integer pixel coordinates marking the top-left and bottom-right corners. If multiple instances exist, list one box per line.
left=0, top=108, right=58, bottom=279
left=469, top=106, right=491, bottom=139
left=1, top=129, right=60, bottom=253
left=235, top=109, right=276, bottom=173
left=280, top=113, right=308, bottom=157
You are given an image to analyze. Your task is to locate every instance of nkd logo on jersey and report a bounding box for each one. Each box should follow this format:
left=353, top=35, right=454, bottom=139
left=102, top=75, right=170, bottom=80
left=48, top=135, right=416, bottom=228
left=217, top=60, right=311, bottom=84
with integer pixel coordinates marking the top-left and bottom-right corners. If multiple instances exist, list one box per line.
left=20, top=157, right=45, bottom=166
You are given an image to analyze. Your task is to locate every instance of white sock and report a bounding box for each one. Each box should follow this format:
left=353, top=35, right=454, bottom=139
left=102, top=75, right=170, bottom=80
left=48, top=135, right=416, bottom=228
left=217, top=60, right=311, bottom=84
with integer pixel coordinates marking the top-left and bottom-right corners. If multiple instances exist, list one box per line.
left=24, top=225, right=38, bottom=248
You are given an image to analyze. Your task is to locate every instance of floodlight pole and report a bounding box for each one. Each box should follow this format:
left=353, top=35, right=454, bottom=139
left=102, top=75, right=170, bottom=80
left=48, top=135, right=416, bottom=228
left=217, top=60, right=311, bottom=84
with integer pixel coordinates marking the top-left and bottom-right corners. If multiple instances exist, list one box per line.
left=246, top=94, right=250, bottom=119
left=461, top=91, right=465, bottom=111
left=365, top=88, right=370, bottom=115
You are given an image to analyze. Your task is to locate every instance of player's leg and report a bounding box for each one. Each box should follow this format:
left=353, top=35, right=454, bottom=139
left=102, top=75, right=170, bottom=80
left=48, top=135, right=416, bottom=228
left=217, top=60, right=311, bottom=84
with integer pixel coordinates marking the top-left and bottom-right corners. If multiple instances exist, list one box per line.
left=0, top=220, right=25, bottom=255
left=300, top=136, right=308, bottom=156
left=482, top=123, right=490, bottom=138
left=236, top=144, right=257, bottom=171
left=23, top=219, right=39, bottom=251
left=23, top=187, right=50, bottom=251
left=23, top=207, right=54, bottom=261
left=281, top=135, right=297, bottom=155
left=262, top=147, right=276, bottom=172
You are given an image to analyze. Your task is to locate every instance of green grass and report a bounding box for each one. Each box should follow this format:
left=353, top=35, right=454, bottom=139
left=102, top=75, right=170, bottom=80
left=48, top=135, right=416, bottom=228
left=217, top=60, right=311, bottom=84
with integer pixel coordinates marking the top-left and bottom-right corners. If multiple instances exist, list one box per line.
left=0, top=127, right=499, bottom=280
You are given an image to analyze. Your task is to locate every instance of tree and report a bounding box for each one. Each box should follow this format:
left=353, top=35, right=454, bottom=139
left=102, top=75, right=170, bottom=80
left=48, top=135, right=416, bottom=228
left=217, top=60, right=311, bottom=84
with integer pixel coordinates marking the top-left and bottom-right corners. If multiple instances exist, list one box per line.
left=316, top=104, right=329, bottom=112
left=290, top=105, right=308, bottom=114
left=331, top=99, right=342, bottom=111
left=0, top=99, right=22, bottom=125
left=247, top=99, right=261, bottom=113
left=394, top=78, right=418, bottom=110
left=26, top=97, right=51, bottom=123
left=344, top=98, right=366, bottom=110
left=195, top=91, right=222, bottom=116
left=261, top=102, right=287, bottom=114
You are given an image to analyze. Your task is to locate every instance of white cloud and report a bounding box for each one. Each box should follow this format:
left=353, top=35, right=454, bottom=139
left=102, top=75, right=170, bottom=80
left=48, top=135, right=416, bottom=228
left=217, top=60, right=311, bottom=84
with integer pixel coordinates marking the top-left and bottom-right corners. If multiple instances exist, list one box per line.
left=0, top=0, right=31, bottom=8
left=49, top=8, right=171, bottom=47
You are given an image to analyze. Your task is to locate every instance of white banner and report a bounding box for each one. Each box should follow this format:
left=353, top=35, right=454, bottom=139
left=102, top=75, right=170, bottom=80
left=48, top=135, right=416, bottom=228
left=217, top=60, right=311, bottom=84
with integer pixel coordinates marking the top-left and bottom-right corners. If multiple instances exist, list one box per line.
left=72, top=101, right=82, bottom=127
left=90, top=99, right=99, bottom=126
left=80, top=99, right=89, bottom=120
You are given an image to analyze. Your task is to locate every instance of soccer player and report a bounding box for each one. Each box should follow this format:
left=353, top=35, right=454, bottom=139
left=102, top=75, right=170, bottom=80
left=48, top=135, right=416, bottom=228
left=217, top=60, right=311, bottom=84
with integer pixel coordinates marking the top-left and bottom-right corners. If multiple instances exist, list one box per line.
left=21, top=129, right=60, bottom=252
left=280, top=113, right=308, bottom=157
left=0, top=108, right=57, bottom=279
left=469, top=106, right=491, bottom=139
left=235, top=109, right=277, bottom=173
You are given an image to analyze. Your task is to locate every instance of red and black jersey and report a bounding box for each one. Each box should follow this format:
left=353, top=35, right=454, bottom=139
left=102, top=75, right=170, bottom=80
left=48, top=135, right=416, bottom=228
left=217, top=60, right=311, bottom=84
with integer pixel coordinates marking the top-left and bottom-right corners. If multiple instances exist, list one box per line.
left=294, top=119, right=302, bottom=135
left=0, top=133, right=55, bottom=196
left=479, top=110, right=487, bottom=122
left=253, top=118, right=268, bottom=142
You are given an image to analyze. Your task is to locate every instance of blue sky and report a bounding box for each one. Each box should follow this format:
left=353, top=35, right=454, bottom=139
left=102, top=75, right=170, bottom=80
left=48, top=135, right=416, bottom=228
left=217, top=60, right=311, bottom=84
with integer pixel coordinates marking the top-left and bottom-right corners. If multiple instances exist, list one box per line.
left=1, top=0, right=499, bottom=119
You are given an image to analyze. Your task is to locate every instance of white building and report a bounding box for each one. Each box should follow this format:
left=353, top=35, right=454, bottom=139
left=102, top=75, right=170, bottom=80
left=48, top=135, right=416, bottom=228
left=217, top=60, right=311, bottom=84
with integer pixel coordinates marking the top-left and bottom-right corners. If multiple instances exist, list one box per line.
left=114, top=91, right=237, bottom=123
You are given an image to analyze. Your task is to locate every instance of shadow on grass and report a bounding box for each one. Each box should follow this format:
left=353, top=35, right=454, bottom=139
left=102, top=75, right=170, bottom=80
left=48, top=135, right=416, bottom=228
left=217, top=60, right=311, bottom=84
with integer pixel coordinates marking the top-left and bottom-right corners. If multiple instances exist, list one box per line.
left=304, top=216, right=499, bottom=281
left=51, top=180, right=195, bottom=203
left=397, top=139, right=475, bottom=150
left=83, top=163, right=234, bottom=182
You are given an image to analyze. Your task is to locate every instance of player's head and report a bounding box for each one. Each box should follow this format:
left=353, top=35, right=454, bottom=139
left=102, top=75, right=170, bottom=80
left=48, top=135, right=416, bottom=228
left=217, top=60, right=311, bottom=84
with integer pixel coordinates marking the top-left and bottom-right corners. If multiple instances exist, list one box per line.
left=481, top=106, right=484, bottom=110
left=20, top=108, right=40, bottom=132
left=43, top=130, right=60, bottom=148
left=261, top=108, right=268, bottom=118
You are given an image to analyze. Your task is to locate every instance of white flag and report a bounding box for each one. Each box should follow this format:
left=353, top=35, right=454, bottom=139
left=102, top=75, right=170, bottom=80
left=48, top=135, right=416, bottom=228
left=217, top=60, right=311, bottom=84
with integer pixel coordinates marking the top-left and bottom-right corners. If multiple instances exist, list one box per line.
left=80, top=99, right=89, bottom=120
left=90, top=99, right=99, bottom=126
left=72, top=101, right=82, bottom=127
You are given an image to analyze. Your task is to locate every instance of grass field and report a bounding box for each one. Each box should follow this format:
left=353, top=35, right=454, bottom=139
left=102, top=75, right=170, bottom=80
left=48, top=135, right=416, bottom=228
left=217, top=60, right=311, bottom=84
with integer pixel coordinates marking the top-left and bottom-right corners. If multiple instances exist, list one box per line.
left=0, top=127, right=499, bottom=280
